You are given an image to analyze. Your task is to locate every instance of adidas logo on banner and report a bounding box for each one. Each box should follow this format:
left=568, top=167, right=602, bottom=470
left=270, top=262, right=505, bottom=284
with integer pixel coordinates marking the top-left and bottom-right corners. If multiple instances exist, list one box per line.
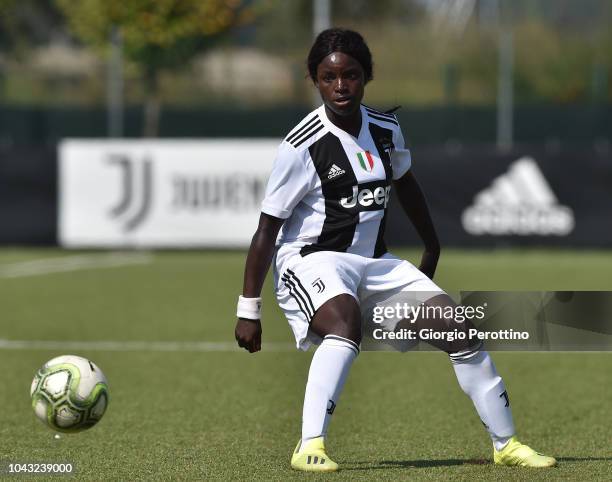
left=461, top=157, right=575, bottom=236
left=327, top=164, right=346, bottom=179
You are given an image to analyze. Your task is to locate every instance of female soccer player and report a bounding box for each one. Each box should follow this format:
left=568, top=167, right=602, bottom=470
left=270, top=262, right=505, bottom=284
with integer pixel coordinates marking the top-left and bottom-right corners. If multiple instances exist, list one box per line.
left=234, top=28, right=556, bottom=472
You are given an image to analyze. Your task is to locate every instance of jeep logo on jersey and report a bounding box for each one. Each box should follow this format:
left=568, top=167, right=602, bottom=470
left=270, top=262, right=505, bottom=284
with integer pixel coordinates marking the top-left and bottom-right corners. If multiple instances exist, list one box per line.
left=356, top=150, right=375, bottom=172
left=340, top=183, right=391, bottom=210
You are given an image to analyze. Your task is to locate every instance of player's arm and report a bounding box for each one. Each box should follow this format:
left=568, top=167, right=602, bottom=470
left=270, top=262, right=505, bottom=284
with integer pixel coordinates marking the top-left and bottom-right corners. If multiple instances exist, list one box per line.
left=235, top=212, right=284, bottom=353
left=393, top=170, right=440, bottom=279
left=235, top=140, right=309, bottom=352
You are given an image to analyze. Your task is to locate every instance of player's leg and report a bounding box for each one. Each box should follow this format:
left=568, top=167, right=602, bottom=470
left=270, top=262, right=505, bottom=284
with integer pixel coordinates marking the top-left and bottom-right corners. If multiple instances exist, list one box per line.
left=275, top=252, right=364, bottom=472
left=361, top=254, right=555, bottom=467
left=291, top=295, right=361, bottom=472
left=419, top=294, right=515, bottom=446
left=303, top=294, right=361, bottom=438
left=419, top=293, right=556, bottom=467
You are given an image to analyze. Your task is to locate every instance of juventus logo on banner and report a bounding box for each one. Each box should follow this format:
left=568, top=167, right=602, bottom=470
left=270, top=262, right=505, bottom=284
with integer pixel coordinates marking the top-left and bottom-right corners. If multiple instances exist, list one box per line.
left=59, top=139, right=279, bottom=247
left=107, top=154, right=153, bottom=232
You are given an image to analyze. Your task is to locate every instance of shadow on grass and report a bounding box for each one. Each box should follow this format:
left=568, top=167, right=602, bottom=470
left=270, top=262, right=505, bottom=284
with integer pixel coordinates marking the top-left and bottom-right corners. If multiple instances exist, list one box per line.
left=342, top=458, right=489, bottom=470
left=343, top=456, right=612, bottom=471
left=556, top=457, right=612, bottom=462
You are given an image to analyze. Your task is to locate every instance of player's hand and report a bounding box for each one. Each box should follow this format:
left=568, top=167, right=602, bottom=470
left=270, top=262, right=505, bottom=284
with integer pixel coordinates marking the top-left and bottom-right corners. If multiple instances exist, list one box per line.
left=235, top=318, right=262, bottom=353
left=419, top=247, right=440, bottom=280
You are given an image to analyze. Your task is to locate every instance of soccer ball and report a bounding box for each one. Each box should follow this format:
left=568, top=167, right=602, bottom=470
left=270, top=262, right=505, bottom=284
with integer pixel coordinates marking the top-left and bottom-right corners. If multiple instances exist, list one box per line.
left=30, top=355, right=109, bottom=433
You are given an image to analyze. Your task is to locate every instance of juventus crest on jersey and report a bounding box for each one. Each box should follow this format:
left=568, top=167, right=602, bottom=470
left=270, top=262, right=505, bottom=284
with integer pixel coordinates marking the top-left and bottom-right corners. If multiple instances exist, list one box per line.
left=261, top=104, right=412, bottom=259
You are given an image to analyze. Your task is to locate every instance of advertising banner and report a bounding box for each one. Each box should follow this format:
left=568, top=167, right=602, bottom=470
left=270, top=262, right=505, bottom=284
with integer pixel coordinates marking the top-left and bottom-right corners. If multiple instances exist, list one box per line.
left=386, top=146, right=612, bottom=247
left=59, top=140, right=278, bottom=247
left=58, top=141, right=611, bottom=248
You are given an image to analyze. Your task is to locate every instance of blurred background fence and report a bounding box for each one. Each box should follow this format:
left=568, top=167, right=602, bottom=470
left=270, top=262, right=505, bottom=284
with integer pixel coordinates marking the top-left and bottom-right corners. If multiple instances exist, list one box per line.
left=1, top=0, right=610, bottom=247
left=1, top=104, right=612, bottom=145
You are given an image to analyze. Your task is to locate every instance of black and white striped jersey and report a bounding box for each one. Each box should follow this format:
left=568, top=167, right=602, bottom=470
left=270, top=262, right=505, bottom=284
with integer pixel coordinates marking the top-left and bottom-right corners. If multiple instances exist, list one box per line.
left=261, top=104, right=412, bottom=258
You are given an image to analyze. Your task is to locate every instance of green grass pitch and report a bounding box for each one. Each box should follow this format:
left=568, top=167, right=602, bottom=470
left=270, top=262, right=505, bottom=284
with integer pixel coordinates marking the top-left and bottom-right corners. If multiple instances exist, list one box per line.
left=1, top=248, right=611, bottom=480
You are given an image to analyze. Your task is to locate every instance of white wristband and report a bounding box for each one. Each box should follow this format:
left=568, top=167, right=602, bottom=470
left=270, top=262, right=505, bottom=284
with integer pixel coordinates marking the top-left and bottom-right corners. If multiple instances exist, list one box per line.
left=237, top=295, right=262, bottom=320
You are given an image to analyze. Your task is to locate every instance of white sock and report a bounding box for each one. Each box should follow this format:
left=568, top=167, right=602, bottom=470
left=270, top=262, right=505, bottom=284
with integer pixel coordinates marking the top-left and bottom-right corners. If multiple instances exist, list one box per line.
left=301, top=335, right=359, bottom=442
left=451, top=349, right=515, bottom=451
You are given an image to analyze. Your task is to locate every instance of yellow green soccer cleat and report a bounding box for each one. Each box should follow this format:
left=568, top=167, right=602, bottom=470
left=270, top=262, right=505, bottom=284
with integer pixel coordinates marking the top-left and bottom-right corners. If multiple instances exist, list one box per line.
left=494, top=437, right=557, bottom=467
left=290, top=437, right=339, bottom=472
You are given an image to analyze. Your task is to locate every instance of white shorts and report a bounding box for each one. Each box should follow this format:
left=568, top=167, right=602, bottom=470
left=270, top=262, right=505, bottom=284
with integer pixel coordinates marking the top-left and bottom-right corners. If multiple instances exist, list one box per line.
left=273, top=249, right=445, bottom=350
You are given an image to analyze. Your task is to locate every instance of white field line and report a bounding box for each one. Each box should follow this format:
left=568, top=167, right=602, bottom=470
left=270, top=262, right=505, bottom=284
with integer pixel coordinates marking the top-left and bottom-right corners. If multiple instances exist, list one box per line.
left=0, top=339, right=295, bottom=352
left=0, top=339, right=608, bottom=353
left=0, top=253, right=153, bottom=279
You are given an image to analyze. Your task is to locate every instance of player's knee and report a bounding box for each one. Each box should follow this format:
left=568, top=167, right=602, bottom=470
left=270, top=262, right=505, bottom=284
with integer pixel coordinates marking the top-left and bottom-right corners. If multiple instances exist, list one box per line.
left=334, top=316, right=362, bottom=345
left=324, top=309, right=361, bottom=345
left=312, top=294, right=362, bottom=345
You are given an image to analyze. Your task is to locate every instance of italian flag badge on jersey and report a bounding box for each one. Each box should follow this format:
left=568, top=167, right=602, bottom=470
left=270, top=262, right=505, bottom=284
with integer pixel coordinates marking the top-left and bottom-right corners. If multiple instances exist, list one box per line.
left=356, top=151, right=375, bottom=172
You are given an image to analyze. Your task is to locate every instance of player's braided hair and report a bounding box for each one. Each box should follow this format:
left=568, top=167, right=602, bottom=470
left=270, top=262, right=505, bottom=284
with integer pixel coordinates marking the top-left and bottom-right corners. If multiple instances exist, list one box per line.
left=307, top=28, right=373, bottom=84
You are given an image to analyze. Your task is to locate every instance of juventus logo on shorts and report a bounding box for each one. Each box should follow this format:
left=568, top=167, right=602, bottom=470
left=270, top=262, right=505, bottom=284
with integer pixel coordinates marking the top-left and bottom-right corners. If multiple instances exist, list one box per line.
left=326, top=399, right=336, bottom=415
left=311, top=278, right=326, bottom=293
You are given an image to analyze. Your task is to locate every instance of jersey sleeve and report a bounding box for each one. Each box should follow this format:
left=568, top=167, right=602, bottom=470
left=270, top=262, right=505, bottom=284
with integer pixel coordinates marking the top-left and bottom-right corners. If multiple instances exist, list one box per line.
left=391, top=127, right=412, bottom=180
left=261, top=142, right=311, bottom=219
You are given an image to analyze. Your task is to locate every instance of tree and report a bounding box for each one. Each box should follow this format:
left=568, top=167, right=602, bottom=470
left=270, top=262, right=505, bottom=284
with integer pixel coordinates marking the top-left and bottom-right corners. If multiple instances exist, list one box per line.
left=55, top=0, right=269, bottom=136
left=0, top=0, right=64, bottom=55
left=0, top=0, right=66, bottom=100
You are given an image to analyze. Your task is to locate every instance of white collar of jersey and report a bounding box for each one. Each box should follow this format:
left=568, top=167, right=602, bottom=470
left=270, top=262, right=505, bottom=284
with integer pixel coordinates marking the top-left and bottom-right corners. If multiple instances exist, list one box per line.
left=318, top=104, right=368, bottom=141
